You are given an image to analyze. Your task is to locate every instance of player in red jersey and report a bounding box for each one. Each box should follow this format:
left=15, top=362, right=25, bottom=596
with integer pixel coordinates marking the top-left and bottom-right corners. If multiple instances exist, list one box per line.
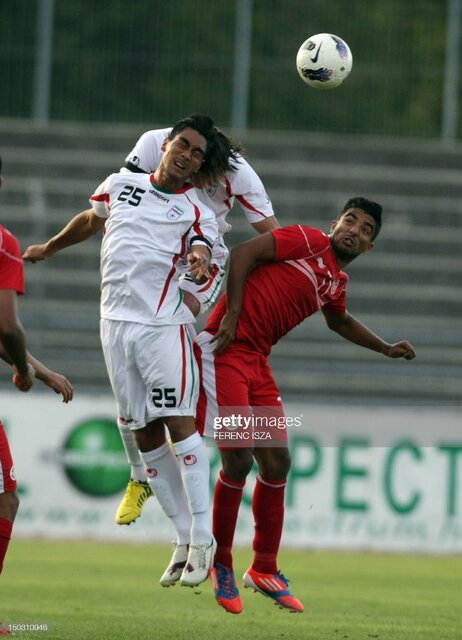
left=195, top=197, right=416, bottom=614
left=0, top=156, right=73, bottom=635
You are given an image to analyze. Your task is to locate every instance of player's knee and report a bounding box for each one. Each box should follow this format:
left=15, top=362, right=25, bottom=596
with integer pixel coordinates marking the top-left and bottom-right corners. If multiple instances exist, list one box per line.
left=258, top=448, right=291, bottom=480
left=220, top=449, right=254, bottom=482
left=0, top=490, right=20, bottom=521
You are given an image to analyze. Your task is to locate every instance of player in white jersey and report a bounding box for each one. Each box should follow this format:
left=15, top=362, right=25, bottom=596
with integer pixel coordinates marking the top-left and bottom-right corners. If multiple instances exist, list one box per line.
left=23, top=115, right=238, bottom=587
left=107, top=122, right=281, bottom=525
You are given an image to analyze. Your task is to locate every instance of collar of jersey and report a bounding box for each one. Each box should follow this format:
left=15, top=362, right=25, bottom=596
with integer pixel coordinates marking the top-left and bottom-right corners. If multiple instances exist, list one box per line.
left=149, top=174, right=193, bottom=194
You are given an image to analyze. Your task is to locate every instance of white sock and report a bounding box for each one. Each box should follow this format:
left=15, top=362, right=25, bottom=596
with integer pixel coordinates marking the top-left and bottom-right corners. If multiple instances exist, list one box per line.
left=140, top=442, right=192, bottom=545
left=118, top=420, right=146, bottom=482
left=172, top=432, right=211, bottom=545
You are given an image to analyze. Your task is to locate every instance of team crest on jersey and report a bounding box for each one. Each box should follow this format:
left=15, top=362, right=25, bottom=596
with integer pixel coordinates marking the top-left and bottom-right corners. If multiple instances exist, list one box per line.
left=205, top=184, right=217, bottom=197
left=166, top=205, right=185, bottom=221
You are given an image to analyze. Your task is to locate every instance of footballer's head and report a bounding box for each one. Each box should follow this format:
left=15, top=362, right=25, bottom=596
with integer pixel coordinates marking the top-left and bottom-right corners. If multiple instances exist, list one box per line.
left=339, top=197, right=382, bottom=240
left=168, top=114, right=241, bottom=186
left=330, top=197, right=383, bottom=263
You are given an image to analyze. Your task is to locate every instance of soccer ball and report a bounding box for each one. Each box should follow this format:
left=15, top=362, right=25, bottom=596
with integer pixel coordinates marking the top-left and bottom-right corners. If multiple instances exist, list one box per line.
left=296, top=33, right=353, bottom=89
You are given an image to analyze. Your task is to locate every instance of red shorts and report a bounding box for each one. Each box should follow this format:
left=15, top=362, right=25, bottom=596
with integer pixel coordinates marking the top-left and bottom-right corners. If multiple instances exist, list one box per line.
left=194, top=332, right=287, bottom=448
left=0, top=421, right=17, bottom=493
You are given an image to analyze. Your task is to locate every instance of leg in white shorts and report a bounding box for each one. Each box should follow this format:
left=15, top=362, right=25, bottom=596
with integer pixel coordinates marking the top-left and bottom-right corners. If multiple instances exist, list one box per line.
left=100, top=319, right=199, bottom=429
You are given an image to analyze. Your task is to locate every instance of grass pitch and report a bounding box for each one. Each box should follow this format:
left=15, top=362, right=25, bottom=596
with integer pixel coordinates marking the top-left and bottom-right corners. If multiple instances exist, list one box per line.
left=1, top=540, right=461, bottom=640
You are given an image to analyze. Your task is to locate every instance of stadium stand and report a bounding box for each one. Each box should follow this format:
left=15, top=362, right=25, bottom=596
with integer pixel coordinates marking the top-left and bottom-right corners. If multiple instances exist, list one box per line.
left=0, top=119, right=460, bottom=403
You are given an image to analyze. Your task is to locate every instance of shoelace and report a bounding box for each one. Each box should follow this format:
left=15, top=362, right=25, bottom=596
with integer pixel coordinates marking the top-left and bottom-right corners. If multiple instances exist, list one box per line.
left=277, top=572, right=290, bottom=588
left=217, top=565, right=236, bottom=597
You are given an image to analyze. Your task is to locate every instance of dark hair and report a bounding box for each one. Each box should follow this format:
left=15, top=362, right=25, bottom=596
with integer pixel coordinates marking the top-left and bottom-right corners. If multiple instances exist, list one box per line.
left=168, top=114, right=242, bottom=185
left=341, top=196, right=382, bottom=240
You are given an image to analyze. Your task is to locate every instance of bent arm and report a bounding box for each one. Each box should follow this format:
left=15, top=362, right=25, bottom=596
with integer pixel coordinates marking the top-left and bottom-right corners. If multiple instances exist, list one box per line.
left=323, top=309, right=416, bottom=359
left=187, top=244, right=212, bottom=282
left=23, top=209, right=105, bottom=262
left=212, top=232, right=276, bottom=354
left=0, top=290, right=29, bottom=376
left=0, top=290, right=34, bottom=391
left=251, top=217, right=280, bottom=234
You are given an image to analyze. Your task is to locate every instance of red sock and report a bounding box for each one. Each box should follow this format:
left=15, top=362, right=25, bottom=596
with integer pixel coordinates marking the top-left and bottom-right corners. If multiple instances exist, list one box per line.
left=0, top=517, right=13, bottom=575
left=252, top=475, right=286, bottom=574
left=213, top=471, right=245, bottom=569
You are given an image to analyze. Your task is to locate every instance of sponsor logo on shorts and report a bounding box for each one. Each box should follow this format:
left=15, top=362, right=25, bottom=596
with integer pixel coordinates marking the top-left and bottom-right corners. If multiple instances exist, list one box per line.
left=146, top=467, right=158, bottom=478
left=183, top=454, right=197, bottom=466
left=10, top=466, right=16, bottom=481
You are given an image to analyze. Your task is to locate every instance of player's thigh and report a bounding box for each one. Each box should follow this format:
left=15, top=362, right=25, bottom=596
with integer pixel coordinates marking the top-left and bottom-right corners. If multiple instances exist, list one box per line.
left=195, top=332, right=252, bottom=438
left=250, top=355, right=288, bottom=447
left=135, top=323, right=199, bottom=422
left=100, top=319, right=144, bottom=426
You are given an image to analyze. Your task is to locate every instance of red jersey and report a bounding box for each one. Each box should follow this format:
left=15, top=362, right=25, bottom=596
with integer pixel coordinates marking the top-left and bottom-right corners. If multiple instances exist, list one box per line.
left=0, top=224, right=25, bottom=294
left=205, top=225, right=348, bottom=355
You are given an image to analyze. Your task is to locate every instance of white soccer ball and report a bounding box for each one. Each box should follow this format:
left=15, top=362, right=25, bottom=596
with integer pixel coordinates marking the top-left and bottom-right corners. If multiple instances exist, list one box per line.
left=296, top=33, right=353, bottom=90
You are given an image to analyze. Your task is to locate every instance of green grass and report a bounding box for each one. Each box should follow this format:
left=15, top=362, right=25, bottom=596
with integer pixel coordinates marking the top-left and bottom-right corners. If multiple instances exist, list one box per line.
left=1, top=540, right=461, bottom=640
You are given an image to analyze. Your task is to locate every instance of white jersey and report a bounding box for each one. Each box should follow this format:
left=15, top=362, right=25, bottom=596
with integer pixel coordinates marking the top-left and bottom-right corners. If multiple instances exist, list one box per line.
left=124, top=127, right=275, bottom=237
left=90, top=172, right=218, bottom=326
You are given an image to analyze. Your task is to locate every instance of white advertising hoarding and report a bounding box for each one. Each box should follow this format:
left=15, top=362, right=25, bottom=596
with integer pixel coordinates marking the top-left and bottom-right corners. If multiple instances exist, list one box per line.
left=1, top=391, right=460, bottom=552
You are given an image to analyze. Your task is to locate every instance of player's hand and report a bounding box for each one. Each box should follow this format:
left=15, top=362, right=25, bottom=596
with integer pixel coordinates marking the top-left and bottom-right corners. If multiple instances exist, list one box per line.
left=187, top=248, right=212, bottom=281
left=23, top=243, right=54, bottom=263
left=39, top=369, right=74, bottom=403
left=12, top=363, right=35, bottom=392
left=384, top=341, right=416, bottom=360
left=211, top=313, right=238, bottom=355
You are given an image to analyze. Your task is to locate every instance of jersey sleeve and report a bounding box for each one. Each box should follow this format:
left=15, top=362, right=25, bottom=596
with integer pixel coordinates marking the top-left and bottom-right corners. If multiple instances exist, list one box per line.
left=89, top=176, right=113, bottom=218
left=187, top=203, right=218, bottom=253
left=227, top=157, right=275, bottom=224
left=124, top=128, right=172, bottom=173
left=322, top=288, right=347, bottom=315
left=0, top=227, right=25, bottom=294
left=273, top=225, right=331, bottom=261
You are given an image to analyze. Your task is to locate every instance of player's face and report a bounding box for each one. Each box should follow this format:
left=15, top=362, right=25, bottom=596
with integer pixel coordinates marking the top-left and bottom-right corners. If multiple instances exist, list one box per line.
left=330, top=208, right=375, bottom=261
left=161, top=128, right=207, bottom=181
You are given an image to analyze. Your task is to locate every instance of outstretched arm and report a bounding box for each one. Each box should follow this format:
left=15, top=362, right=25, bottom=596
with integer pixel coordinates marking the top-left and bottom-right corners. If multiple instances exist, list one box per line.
left=23, top=209, right=105, bottom=263
left=212, top=232, right=276, bottom=354
left=323, top=309, right=416, bottom=359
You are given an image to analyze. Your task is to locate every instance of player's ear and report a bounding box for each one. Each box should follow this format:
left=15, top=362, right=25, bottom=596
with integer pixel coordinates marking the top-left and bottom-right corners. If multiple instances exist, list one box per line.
left=329, top=218, right=338, bottom=233
left=160, top=137, right=169, bottom=152
left=363, top=241, right=374, bottom=254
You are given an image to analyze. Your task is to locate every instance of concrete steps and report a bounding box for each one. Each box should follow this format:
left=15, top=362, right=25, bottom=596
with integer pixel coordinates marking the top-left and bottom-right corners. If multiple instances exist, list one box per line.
left=0, top=119, right=460, bottom=402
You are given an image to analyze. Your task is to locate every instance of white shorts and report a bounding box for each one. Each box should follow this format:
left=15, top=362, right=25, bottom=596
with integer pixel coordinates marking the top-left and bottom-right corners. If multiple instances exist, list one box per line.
left=179, top=264, right=226, bottom=314
left=100, top=319, right=199, bottom=429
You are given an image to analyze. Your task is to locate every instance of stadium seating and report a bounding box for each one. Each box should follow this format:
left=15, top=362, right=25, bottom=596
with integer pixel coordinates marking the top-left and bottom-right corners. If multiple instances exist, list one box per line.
left=0, top=119, right=460, bottom=403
